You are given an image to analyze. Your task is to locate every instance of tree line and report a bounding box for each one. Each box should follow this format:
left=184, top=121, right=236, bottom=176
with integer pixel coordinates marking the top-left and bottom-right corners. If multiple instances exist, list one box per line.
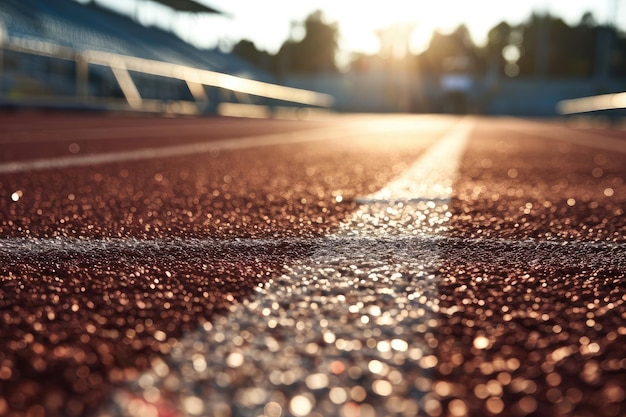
left=231, top=10, right=626, bottom=78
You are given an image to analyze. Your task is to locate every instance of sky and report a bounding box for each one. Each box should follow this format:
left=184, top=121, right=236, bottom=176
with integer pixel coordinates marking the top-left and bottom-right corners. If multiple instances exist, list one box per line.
left=93, top=0, right=626, bottom=59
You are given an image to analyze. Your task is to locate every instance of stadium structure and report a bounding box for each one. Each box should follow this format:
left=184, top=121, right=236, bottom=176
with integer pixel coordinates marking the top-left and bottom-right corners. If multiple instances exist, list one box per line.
left=0, top=0, right=333, bottom=116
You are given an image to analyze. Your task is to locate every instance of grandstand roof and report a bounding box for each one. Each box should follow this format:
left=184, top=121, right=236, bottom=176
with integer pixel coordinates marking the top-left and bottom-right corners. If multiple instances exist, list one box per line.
left=151, top=0, right=222, bottom=13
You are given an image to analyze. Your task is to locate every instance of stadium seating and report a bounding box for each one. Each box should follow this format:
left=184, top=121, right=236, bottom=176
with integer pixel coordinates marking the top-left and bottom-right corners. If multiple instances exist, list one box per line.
left=0, top=0, right=275, bottom=109
left=0, top=0, right=268, bottom=77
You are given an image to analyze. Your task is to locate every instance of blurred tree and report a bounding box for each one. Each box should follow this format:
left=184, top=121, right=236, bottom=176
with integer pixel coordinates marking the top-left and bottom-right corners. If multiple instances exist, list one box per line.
left=484, top=21, right=512, bottom=75
left=580, top=11, right=597, bottom=27
left=232, top=10, right=625, bottom=80
left=231, top=39, right=272, bottom=70
left=231, top=11, right=338, bottom=76
left=274, top=10, right=338, bottom=75
left=613, top=35, right=626, bottom=76
left=517, top=14, right=601, bottom=78
left=411, top=10, right=625, bottom=79
left=417, top=25, right=481, bottom=74
left=571, top=13, right=598, bottom=76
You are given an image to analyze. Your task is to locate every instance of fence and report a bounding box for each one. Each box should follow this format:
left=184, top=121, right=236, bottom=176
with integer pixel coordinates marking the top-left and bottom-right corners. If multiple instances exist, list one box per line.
left=0, top=33, right=334, bottom=115
left=558, top=91, right=626, bottom=114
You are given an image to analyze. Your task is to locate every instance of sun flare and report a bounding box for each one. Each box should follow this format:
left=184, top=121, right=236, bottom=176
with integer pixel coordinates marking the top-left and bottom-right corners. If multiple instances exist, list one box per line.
left=321, top=0, right=537, bottom=56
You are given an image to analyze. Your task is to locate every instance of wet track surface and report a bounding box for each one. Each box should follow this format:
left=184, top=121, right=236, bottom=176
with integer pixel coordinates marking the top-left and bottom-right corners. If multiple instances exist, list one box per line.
left=0, top=113, right=624, bottom=417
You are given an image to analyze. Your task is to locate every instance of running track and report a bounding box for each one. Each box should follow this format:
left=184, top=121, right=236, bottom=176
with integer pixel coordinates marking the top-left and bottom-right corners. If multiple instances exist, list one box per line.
left=0, top=113, right=625, bottom=417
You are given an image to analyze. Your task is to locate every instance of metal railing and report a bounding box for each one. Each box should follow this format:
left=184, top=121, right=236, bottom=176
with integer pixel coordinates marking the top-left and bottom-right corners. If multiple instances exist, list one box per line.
left=558, top=91, right=626, bottom=114
left=0, top=34, right=334, bottom=114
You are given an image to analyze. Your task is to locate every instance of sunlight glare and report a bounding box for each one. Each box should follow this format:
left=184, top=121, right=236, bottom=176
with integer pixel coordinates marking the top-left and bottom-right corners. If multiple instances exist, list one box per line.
left=110, top=0, right=625, bottom=60
left=324, top=0, right=487, bottom=57
left=322, top=0, right=555, bottom=56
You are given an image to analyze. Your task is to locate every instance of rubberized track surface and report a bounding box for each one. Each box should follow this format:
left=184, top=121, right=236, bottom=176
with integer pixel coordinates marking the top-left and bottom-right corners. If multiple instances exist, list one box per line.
left=0, top=113, right=624, bottom=417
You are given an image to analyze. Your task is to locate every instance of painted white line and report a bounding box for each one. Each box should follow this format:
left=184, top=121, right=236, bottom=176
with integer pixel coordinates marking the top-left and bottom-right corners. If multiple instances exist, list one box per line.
left=342, top=117, right=473, bottom=239
left=5, top=116, right=620, bottom=264
left=0, top=116, right=448, bottom=174
left=0, top=127, right=350, bottom=174
left=357, top=117, right=474, bottom=203
left=2, top=115, right=617, bottom=415
left=93, top=117, right=476, bottom=416
left=2, top=236, right=622, bottom=269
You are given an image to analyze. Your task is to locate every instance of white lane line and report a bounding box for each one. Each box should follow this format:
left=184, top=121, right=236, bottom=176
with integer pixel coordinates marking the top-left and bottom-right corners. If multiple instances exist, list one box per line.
left=0, top=127, right=351, bottom=174
left=94, top=117, right=476, bottom=416
left=3, top=115, right=617, bottom=415
left=356, top=117, right=474, bottom=204
left=505, top=117, right=626, bottom=153
left=2, top=236, right=623, bottom=270
left=343, top=117, right=473, bottom=239
left=2, top=234, right=623, bottom=255
left=1, top=118, right=474, bottom=254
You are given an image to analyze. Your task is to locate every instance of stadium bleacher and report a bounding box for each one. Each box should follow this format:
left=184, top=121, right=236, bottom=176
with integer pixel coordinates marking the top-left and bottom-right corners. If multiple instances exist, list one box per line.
left=0, top=0, right=269, bottom=78
left=0, top=0, right=299, bottom=112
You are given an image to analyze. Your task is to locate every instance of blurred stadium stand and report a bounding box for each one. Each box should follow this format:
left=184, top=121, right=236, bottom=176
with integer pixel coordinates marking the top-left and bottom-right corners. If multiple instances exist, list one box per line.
left=0, top=0, right=332, bottom=115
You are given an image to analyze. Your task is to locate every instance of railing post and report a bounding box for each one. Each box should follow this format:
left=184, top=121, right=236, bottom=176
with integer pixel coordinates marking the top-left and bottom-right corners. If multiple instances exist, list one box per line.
left=110, top=65, right=142, bottom=109
left=76, top=53, right=89, bottom=101
left=186, top=80, right=209, bottom=112
left=203, top=86, right=220, bottom=114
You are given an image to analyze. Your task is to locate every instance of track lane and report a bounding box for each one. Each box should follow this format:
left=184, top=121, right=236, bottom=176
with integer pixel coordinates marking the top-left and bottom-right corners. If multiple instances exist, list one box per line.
left=446, top=117, right=626, bottom=242
left=0, top=114, right=450, bottom=417
left=1, top=114, right=624, bottom=417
